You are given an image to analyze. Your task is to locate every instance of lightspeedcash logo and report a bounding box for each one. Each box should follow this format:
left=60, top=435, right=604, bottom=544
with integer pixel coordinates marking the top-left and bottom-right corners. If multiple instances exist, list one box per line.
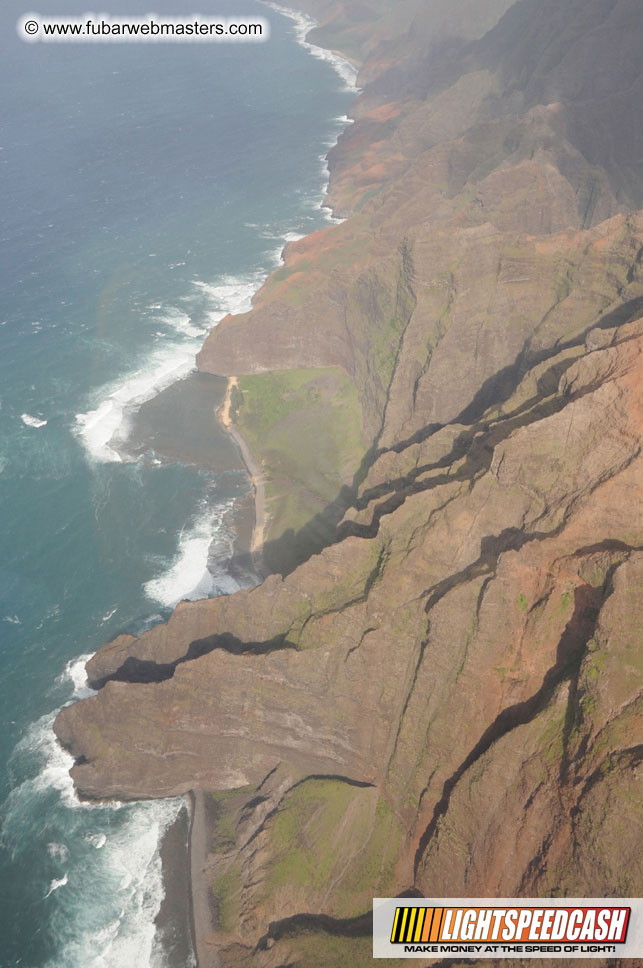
left=373, top=898, right=643, bottom=959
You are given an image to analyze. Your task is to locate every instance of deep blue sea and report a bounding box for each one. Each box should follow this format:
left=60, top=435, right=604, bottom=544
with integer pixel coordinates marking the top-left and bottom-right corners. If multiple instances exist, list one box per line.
left=0, top=1, right=355, bottom=963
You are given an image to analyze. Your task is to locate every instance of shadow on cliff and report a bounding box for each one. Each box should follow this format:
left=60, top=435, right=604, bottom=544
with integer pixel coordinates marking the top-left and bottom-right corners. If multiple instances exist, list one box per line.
left=412, top=555, right=628, bottom=883
left=255, top=887, right=422, bottom=953
left=88, top=630, right=300, bottom=689
left=228, top=292, right=643, bottom=582
left=229, top=441, right=382, bottom=579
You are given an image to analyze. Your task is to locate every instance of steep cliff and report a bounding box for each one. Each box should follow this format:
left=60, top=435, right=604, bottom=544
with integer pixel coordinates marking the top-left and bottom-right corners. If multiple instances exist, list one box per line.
left=55, top=2, right=643, bottom=966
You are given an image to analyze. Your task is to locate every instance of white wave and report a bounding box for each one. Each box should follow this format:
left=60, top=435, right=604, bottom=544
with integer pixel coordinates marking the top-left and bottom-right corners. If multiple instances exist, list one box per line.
left=21, top=413, right=47, bottom=428
left=36, top=602, right=62, bottom=631
left=262, top=1, right=360, bottom=92
left=207, top=505, right=257, bottom=594
left=74, top=341, right=198, bottom=463
left=48, top=842, right=70, bottom=863
left=192, top=270, right=265, bottom=324
left=4, top=614, right=21, bottom=624
left=39, top=796, right=184, bottom=968
left=4, top=659, right=99, bottom=815
left=267, top=242, right=287, bottom=268
left=45, top=874, right=69, bottom=899
left=101, top=607, right=117, bottom=623
left=74, top=261, right=281, bottom=464
left=11, top=711, right=89, bottom=810
left=4, top=661, right=187, bottom=968
left=137, top=613, right=164, bottom=633
left=318, top=152, right=331, bottom=181
left=270, top=231, right=307, bottom=266
left=144, top=498, right=242, bottom=607
left=58, top=654, right=97, bottom=702
left=84, top=832, right=108, bottom=849
left=66, top=799, right=181, bottom=968
left=261, top=230, right=310, bottom=271
left=148, top=304, right=206, bottom=339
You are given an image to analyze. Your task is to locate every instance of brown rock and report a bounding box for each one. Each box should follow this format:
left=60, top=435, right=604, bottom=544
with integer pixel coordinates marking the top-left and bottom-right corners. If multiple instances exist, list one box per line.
left=53, top=2, right=643, bottom=961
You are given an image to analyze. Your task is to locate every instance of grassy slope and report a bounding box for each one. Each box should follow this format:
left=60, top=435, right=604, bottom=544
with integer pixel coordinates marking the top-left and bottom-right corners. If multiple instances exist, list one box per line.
left=235, top=367, right=365, bottom=574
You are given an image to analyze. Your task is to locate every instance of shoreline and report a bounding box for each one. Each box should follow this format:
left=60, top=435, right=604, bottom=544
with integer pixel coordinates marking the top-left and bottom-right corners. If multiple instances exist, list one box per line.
left=155, top=803, right=194, bottom=968
left=188, top=790, right=217, bottom=968
left=217, top=376, right=268, bottom=581
left=172, top=9, right=362, bottom=966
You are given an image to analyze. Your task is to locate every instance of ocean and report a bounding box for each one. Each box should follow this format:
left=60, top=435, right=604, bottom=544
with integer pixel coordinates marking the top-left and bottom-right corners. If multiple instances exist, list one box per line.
left=0, top=1, right=355, bottom=964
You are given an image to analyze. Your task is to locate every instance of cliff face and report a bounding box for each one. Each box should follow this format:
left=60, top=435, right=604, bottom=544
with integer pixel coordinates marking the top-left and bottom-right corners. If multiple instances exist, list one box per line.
left=55, top=2, right=643, bottom=966
left=196, top=0, right=642, bottom=577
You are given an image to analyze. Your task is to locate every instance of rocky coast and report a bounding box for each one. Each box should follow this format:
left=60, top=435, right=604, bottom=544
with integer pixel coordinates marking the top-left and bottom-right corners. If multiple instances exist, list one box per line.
left=54, top=1, right=643, bottom=965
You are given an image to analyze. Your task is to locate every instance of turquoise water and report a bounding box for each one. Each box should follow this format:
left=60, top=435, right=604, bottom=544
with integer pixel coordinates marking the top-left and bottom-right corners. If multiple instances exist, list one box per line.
left=0, top=0, right=354, bottom=963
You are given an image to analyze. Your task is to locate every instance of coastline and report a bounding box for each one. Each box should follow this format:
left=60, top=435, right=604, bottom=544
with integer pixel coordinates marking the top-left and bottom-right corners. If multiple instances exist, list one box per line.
left=3, top=1, right=365, bottom=965
left=155, top=803, right=194, bottom=968
left=139, top=9, right=359, bottom=968
left=35, top=0, right=643, bottom=961
left=181, top=13, right=362, bottom=965
left=205, top=3, right=362, bottom=589
left=122, top=371, right=258, bottom=602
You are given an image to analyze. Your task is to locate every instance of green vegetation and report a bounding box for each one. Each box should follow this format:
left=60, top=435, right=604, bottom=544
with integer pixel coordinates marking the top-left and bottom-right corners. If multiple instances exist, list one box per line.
left=210, top=862, right=243, bottom=934
left=266, top=779, right=359, bottom=893
left=539, top=711, right=567, bottom=767
left=264, top=779, right=404, bottom=917
left=583, top=643, right=607, bottom=683
left=368, top=261, right=415, bottom=388
left=517, top=592, right=528, bottom=612
left=354, top=185, right=384, bottom=212
left=337, top=797, right=404, bottom=902
left=208, top=789, right=244, bottom=853
left=270, top=259, right=314, bottom=286
left=305, top=538, right=386, bottom=622
left=237, top=367, right=365, bottom=572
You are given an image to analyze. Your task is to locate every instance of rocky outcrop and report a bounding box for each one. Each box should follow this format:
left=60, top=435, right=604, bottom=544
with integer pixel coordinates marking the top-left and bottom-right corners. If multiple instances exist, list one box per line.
left=55, top=1, right=643, bottom=965
left=56, top=314, right=643, bottom=963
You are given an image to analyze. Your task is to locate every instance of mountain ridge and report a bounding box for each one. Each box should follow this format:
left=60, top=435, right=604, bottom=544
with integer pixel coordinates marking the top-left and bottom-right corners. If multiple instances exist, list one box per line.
left=54, top=2, right=643, bottom=965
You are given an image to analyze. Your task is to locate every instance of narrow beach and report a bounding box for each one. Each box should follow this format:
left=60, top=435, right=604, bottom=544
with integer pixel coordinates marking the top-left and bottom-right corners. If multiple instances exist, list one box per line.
left=188, top=791, right=217, bottom=968
left=218, top=376, right=268, bottom=580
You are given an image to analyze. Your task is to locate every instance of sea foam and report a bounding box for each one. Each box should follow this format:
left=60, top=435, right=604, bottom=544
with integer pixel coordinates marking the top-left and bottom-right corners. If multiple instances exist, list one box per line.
left=148, top=303, right=206, bottom=339
left=74, top=340, right=199, bottom=463
left=74, top=270, right=266, bottom=464
left=144, top=497, right=244, bottom=607
left=44, top=874, right=69, bottom=899
left=262, top=2, right=360, bottom=92
left=3, top=656, right=186, bottom=968
left=191, top=270, right=265, bottom=324
left=261, top=3, right=356, bottom=224
left=21, top=413, right=47, bottom=428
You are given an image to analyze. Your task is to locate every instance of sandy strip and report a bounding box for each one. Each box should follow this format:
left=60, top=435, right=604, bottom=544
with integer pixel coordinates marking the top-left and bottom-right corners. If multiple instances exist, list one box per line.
left=156, top=804, right=193, bottom=967
left=217, top=377, right=268, bottom=578
left=189, top=790, right=218, bottom=968
left=218, top=375, right=237, bottom=429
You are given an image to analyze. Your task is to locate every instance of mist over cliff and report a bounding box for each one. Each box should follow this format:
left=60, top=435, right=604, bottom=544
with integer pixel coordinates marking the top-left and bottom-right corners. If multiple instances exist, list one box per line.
left=55, top=1, right=643, bottom=965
